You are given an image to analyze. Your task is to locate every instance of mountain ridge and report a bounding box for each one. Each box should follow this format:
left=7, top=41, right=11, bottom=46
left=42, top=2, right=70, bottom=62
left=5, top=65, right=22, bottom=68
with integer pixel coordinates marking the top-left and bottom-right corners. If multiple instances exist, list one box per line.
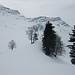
left=0, top=5, right=70, bottom=27
left=0, top=5, right=20, bottom=15
left=0, top=5, right=72, bottom=46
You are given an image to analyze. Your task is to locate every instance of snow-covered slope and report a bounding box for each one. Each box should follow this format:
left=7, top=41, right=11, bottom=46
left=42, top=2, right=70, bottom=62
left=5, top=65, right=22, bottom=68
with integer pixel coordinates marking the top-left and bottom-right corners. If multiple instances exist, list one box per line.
left=0, top=41, right=75, bottom=75
left=0, top=5, right=75, bottom=75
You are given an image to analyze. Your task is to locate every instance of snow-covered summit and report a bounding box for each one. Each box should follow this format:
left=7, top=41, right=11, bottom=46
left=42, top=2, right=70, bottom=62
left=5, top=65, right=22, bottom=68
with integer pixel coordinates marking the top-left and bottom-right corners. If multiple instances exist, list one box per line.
left=0, top=5, right=72, bottom=45
left=30, top=16, right=61, bottom=22
left=29, top=16, right=69, bottom=27
left=0, top=5, right=20, bottom=15
left=0, top=5, right=70, bottom=27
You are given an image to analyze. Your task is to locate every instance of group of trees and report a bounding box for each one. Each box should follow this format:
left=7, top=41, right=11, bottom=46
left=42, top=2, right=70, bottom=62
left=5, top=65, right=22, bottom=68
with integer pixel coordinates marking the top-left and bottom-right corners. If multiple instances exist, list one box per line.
left=41, top=21, right=75, bottom=65
left=26, top=21, right=65, bottom=57
left=22, top=21, right=75, bottom=65
left=8, top=21, right=74, bottom=65
left=42, top=21, right=65, bottom=57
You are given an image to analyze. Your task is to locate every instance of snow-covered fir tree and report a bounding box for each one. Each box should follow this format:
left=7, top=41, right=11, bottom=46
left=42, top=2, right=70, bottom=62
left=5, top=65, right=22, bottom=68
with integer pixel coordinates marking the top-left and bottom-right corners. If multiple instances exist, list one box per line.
left=69, top=25, right=75, bottom=64
left=42, top=21, right=56, bottom=56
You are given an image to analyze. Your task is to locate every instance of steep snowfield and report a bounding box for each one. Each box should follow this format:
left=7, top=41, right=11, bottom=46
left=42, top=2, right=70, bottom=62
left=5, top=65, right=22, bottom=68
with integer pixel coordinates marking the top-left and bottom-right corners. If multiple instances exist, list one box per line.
left=0, top=5, right=75, bottom=75
left=0, top=41, right=75, bottom=75
left=0, top=14, right=29, bottom=53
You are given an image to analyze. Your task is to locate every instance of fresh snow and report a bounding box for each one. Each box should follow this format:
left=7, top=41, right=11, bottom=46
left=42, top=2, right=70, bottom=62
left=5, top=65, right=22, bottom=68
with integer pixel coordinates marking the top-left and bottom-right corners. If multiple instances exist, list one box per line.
left=0, top=41, right=75, bottom=75
left=0, top=5, right=75, bottom=75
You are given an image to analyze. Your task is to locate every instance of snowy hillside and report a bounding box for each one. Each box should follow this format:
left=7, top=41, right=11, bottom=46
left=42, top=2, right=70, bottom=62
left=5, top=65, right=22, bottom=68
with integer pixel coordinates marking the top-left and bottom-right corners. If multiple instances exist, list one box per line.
left=0, top=41, right=75, bottom=75
left=0, top=5, right=75, bottom=75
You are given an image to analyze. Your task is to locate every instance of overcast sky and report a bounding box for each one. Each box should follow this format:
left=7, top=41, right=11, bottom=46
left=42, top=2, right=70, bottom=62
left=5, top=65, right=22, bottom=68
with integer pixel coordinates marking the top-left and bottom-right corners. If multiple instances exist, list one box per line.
left=0, top=0, right=75, bottom=25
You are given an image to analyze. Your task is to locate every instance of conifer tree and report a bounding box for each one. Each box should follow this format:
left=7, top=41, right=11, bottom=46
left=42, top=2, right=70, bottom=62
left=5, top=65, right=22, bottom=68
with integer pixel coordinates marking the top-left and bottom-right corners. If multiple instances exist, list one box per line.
left=55, top=34, right=65, bottom=57
left=42, top=21, right=56, bottom=56
left=69, top=25, right=75, bottom=64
